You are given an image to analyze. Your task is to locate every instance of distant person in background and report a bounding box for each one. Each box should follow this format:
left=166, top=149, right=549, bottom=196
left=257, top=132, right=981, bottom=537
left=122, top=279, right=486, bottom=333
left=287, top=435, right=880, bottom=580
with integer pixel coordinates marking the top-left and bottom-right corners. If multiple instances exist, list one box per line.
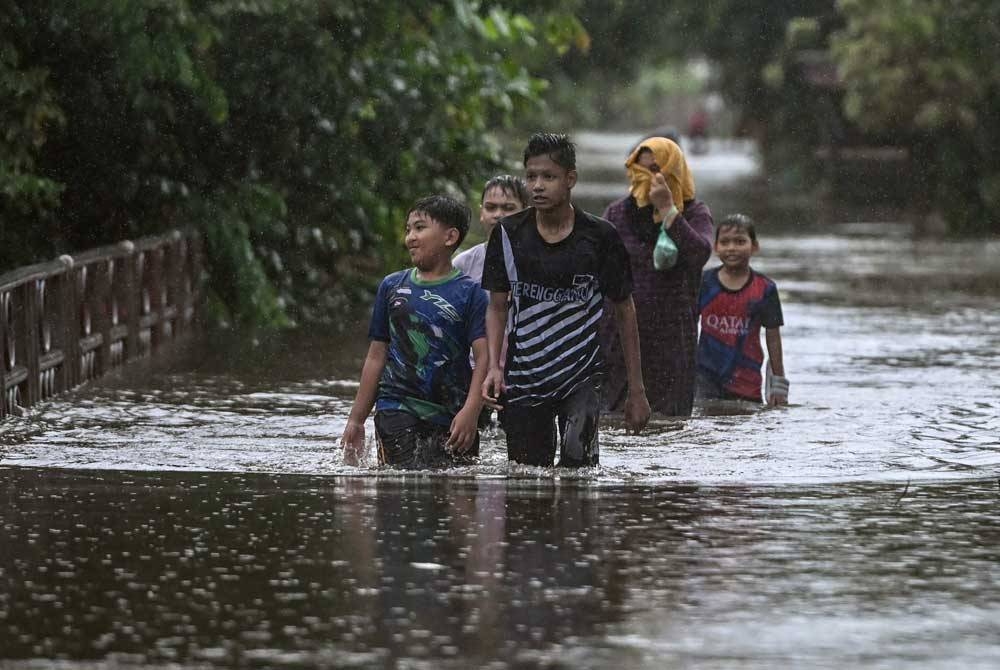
left=600, top=137, right=713, bottom=417
left=454, top=175, right=529, bottom=283
left=697, top=214, right=787, bottom=405
left=687, top=107, right=709, bottom=154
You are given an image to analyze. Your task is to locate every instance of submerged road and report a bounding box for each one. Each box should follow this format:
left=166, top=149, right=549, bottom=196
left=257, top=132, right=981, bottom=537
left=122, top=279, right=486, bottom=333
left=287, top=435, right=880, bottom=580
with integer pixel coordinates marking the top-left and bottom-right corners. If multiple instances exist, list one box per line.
left=2, top=134, right=999, bottom=668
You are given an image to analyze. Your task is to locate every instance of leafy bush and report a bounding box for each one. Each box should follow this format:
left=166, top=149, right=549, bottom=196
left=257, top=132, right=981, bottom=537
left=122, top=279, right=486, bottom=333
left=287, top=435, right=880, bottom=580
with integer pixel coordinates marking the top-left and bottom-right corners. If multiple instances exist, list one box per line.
left=1, top=0, right=578, bottom=326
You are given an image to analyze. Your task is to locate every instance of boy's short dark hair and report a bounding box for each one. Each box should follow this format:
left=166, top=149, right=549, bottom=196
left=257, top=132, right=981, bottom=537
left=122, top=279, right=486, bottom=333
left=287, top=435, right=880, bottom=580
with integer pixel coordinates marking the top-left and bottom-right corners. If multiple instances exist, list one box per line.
left=482, top=174, right=529, bottom=207
left=408, top=195, right=471, bottom=247
left=716, top=213, right=758, bottom=244
left=523, top=133, right=576, bottom=171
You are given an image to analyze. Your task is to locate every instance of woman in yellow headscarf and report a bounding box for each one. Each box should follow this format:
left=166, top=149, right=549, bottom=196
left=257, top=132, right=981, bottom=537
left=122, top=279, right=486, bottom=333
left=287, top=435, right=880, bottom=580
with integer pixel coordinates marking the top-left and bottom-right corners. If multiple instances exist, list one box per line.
left=600, top=136, right=714, bottom=416
left=626, top=136, right=696, bottom=221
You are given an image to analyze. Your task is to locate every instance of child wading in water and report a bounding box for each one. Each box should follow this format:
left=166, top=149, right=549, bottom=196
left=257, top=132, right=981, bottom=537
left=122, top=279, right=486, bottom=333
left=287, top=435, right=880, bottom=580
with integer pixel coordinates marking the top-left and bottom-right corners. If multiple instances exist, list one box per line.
left=341, top=195, right=489, bottom=468
left=481, top=133, right=650, bottom=467
left=696, top=214, right=789, bottom=405
left=454, top=175, right=529, bottom=429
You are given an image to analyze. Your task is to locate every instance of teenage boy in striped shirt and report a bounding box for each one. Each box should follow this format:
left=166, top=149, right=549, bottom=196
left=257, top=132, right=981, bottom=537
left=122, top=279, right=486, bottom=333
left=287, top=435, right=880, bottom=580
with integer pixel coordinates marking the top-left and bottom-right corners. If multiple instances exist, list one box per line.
left=481, top=133, right=650, bottom=467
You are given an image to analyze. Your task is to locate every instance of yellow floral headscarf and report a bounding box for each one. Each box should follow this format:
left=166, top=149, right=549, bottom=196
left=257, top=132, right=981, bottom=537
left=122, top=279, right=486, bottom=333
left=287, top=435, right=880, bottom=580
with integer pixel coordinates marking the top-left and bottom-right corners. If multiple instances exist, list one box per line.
left=625, top=137, right=696, bottom=222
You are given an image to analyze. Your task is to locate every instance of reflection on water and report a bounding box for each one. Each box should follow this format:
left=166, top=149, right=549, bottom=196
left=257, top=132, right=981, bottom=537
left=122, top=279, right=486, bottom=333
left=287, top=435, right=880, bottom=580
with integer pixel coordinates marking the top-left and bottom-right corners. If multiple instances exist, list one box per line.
left=2, top=137, right=999, bottom=667
left=2, top=470, right=999, bottom=668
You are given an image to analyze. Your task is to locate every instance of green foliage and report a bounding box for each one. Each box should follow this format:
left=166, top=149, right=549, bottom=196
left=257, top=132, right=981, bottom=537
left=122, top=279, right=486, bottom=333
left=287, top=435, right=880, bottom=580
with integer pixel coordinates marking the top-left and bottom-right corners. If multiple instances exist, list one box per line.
left=832, top=0, right=985, bottom=133
left=514, top=0, right=707, bottom=130
left=659, top=0, right=835, bottom=122
left=830, top=0, right=1000, bottom=232
left=521, top=0, right=837, bottom=134
left=0, top=8, right=66, bottom=261
left=528, top=63, right=707, bottom=132
left=658, top=0, right=999, bottom=233
left=197, top=184, right=291, bottom=329
left=1, top=0, right=574, bottom=326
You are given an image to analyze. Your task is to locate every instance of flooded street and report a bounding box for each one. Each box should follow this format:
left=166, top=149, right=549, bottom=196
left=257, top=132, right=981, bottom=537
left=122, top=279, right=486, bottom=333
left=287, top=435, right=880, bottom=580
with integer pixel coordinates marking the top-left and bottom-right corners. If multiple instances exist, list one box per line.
left=3, top=472, right=1000, bottom=668
left=2, top=134, right=1000, bottom=668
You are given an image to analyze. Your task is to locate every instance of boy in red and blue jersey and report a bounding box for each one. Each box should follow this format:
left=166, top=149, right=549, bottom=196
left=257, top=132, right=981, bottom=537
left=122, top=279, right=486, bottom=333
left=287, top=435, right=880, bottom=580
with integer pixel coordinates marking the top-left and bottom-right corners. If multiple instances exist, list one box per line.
left=696, top=214, right=788, bottom=405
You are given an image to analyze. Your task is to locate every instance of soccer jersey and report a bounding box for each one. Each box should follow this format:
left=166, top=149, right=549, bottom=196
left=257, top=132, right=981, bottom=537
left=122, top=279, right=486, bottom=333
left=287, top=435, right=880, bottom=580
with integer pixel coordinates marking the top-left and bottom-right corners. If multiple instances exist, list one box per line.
left=369, top=268, right=488, bottom=426
left=697, top=266, right=783, bottom=401
left=481, top=207, right=632, bottom=405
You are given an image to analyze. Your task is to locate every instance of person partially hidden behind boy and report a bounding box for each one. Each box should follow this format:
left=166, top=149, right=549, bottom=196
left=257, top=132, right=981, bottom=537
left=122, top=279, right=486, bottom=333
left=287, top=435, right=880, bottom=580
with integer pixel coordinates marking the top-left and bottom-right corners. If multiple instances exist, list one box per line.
left=455, top=175, right=530, bottom=429
left=341, top=195, right=489, bottom=468
left=454, top=174, right=530, bottom=283
left=696, top=213, right=789, bottom=405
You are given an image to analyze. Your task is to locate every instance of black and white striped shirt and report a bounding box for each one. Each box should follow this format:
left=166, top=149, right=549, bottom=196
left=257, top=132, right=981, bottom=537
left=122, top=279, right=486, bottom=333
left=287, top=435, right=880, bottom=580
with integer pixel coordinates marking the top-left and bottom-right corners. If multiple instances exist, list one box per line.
left=482, top=207, right=632, bottom=405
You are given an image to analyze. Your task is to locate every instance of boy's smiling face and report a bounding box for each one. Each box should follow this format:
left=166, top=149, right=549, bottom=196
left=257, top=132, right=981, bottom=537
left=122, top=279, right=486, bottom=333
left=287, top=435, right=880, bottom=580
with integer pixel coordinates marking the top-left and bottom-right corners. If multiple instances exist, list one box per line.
left=405, top=210, right=457, bottom=270
left=714, top=225, right=758, bottom=271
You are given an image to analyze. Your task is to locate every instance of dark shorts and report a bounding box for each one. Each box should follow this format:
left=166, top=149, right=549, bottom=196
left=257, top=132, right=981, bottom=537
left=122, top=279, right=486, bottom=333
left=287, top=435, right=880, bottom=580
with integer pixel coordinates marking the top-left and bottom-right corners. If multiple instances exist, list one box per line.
left=374, top=410, right=479, bottom=469
left=501, top=380, right=601, bottom=468
left=695, top=370, right=762, bottom=403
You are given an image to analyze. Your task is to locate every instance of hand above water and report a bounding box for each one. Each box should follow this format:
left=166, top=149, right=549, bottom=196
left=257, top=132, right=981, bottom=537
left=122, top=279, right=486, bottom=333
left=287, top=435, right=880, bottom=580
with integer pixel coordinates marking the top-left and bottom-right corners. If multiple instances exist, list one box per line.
left=481, top=366, right=505, bottom=411
left=624, top=388, right=651, bottom=434
left=446, top=405, right=479, bottom=454
left=341, top=420, right=365, bottom=465
left=767, top=375, right=789, bottom=407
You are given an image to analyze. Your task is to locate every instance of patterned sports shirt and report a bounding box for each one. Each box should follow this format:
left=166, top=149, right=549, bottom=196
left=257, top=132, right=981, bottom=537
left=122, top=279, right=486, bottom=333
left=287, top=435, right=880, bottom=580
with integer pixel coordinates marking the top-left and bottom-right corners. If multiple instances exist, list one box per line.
left=697, top=266, right=783, bottom=401
left=369, top=268, right=488, bottom=425
left=481, top=207, right=632, bottom=405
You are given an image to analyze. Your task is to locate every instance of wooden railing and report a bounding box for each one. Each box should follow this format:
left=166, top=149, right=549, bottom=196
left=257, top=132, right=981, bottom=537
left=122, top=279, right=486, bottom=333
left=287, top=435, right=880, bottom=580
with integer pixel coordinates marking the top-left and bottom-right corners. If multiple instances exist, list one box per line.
left=0, top=230, right=201, bottom=419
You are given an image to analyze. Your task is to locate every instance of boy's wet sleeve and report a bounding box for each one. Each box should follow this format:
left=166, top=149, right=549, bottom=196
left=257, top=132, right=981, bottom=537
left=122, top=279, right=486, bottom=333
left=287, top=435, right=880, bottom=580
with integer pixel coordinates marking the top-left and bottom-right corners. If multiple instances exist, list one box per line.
left=760, top=282, right=784, bottom=328
left=466, top=287, right=489, bottom=344
left=367, top=275, right=392, bottom=341
left=668, top=209, right=713, bottom=269
left=480, top=224, right=509, bottom=292
left=602, top=225, right=633, bottom=302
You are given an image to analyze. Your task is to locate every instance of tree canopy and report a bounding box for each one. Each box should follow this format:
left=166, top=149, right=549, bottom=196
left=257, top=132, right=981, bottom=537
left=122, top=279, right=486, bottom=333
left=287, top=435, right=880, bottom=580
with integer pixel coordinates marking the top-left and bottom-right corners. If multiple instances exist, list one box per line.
left=1, top=0, right=582, bottom=326
left=4, top=0, right=996, bottom=332
left=831, top=0, right=1000, bottom=232
left=530, top=0, right=999, bottom=235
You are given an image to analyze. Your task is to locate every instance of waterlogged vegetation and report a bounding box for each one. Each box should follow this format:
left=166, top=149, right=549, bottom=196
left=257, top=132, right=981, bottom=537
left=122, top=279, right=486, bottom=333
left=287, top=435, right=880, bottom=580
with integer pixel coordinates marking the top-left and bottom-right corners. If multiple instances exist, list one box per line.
left=3, top=0, right=998, bottom=328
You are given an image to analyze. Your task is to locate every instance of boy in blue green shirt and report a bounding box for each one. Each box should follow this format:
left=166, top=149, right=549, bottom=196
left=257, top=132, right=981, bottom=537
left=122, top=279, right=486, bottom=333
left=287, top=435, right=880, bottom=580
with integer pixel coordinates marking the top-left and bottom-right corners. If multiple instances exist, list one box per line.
left=341, top=195, right=489, bottom=468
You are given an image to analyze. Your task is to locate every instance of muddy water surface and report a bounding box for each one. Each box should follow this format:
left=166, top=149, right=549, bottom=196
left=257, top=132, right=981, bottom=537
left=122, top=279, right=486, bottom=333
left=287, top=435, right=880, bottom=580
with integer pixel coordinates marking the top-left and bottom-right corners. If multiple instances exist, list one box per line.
left=2, top=135, right=999, bottom=668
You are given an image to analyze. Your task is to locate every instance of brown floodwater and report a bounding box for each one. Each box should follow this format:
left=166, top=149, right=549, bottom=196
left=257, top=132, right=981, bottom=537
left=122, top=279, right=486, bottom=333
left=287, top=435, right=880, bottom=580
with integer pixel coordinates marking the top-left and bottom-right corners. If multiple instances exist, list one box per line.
left=1, top=135, right=999, bottom=668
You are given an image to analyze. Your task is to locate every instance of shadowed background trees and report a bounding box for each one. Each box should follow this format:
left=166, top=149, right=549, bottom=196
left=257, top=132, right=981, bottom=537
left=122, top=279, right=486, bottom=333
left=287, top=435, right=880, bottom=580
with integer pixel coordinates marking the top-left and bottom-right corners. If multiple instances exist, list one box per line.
left=3, top=0, right=997, bottom=328
left=1, top=0, right=580, bottom=327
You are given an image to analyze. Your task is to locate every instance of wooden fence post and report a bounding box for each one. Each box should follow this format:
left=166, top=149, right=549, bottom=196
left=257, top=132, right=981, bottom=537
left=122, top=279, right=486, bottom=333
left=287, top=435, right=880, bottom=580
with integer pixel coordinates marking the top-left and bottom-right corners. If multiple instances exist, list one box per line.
left=24, top=280, right=40, bottom=406
left=120, top=240, right=140, bottom=362
left=96, top=257, right=113, bottom=375
left=0, top=291, right=6, bottom=420
left=150, top=244, right=165, bottom=351
left=56, top=256, right=76, bottom=393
